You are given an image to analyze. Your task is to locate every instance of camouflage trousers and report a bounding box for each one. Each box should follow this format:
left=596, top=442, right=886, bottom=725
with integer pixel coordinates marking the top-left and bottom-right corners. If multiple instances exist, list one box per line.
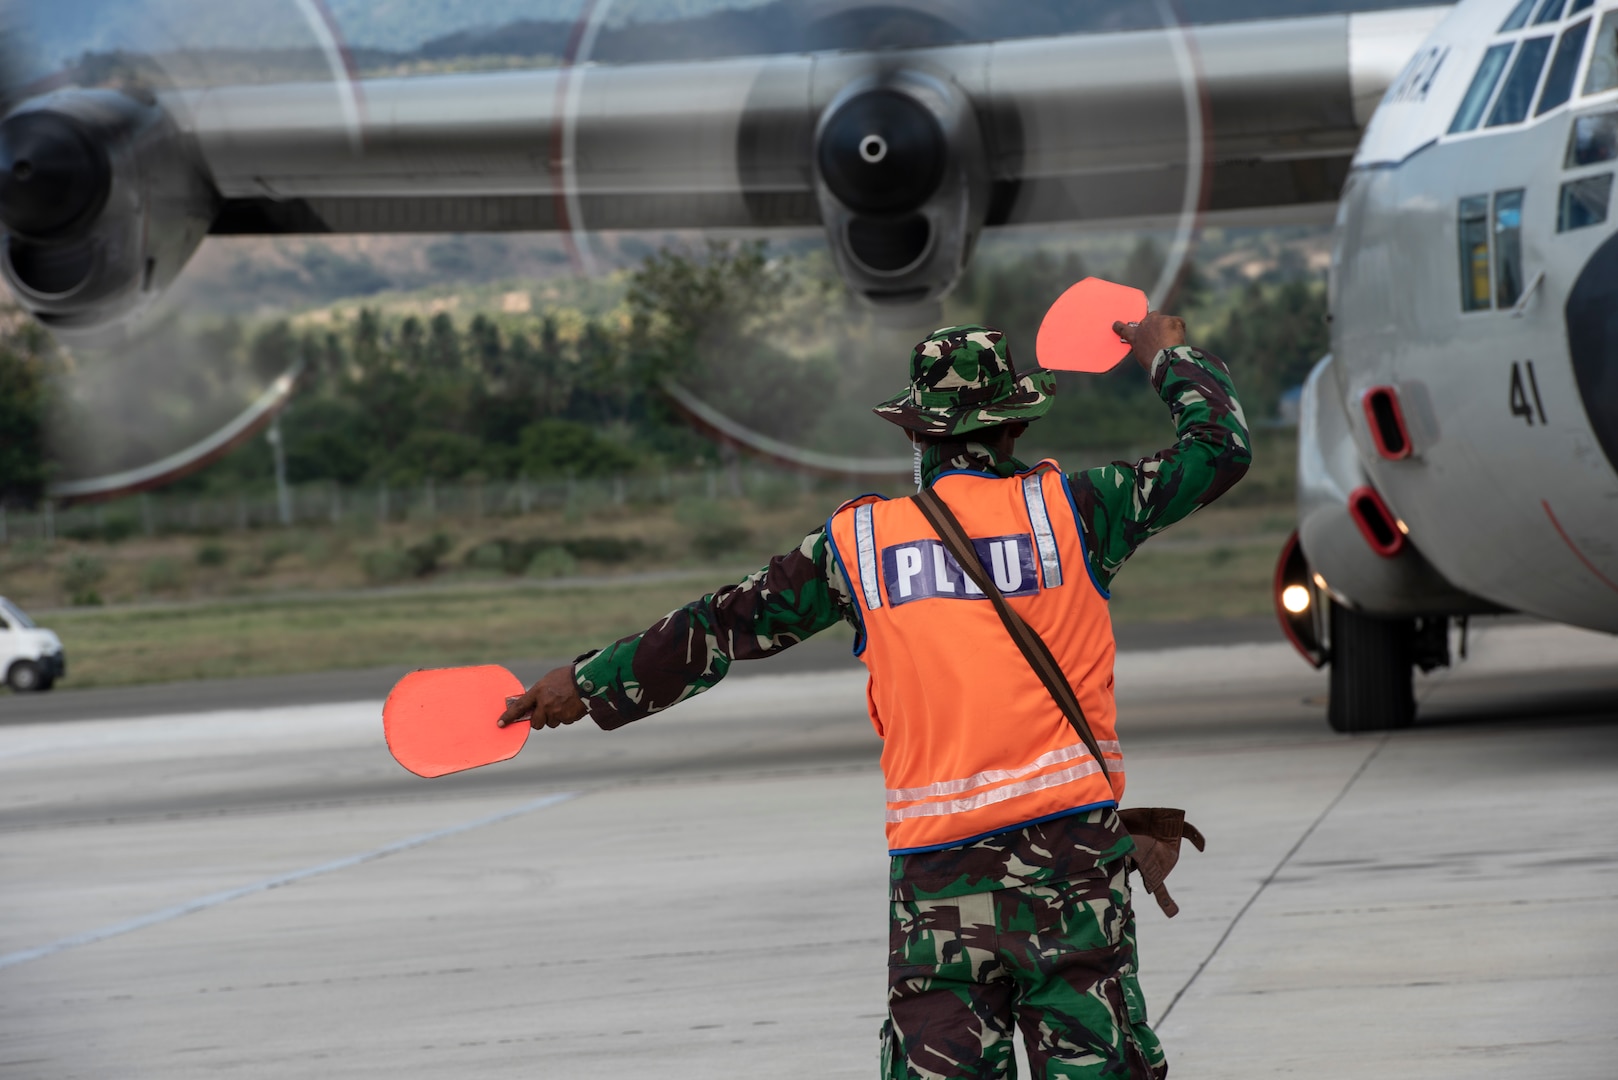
left=882, top=860, right=1166, bottom=1080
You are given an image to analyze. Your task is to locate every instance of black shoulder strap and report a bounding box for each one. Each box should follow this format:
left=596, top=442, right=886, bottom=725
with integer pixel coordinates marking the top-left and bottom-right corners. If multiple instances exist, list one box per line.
left=911, top=485, right=1112, bottom=784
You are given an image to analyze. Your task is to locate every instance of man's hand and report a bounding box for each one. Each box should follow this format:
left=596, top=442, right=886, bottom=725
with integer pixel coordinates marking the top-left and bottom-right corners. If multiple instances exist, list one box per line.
left=1113, top=311, right=1187, bottom=373
left=497, top=665, right=588, bottom=729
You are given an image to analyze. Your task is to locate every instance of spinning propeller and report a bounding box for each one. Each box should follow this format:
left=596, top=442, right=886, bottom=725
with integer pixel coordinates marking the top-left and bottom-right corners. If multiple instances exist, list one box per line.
left=0, top=0, right=1210, bottom=492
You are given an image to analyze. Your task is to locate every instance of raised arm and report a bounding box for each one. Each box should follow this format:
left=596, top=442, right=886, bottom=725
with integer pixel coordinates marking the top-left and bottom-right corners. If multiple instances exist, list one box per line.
left=1072, top=315, right=1252, bottom=592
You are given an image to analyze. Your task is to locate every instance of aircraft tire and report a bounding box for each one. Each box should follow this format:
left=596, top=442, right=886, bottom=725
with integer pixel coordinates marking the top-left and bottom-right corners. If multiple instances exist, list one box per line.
left=1327, top=604, right=1415, bottom=733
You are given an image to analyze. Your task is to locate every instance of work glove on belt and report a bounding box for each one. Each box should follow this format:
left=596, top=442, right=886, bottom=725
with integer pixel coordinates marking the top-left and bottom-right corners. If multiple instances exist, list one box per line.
left=1117, top=807, right=1206, bottom=919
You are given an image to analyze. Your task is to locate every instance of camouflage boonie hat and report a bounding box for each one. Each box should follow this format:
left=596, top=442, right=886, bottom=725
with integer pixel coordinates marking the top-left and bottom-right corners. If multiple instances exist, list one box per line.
left=873, top=324, right=1055, bottom=437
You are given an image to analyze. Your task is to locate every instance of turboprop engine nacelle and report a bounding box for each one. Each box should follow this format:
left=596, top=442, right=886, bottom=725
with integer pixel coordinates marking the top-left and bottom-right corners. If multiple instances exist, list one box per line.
left=812, top=69, right=988, bottom=308
left=0, top=90, right=215, bottom=340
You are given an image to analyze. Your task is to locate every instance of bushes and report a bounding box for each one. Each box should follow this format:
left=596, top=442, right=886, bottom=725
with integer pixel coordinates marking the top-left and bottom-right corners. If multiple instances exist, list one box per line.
left=690, top=523, right=750, bottom=560
left=196, top=541, right=229, bottom=567
left=462, top=535, right=644, bottom=577
left=363, top=532, right=454, bottom=583
left=676, top=498, right=751, bottom=560
left=60, top=554, right=107, bottom=606
left=62, top=517, right=139, bottom=543
left=240, top=534, right=297, bottom=578
left=524, top=547, right=578, bottom=579
left=361, top=546, right=417, bottom=584
left=141, top=558, right=185, bottom=593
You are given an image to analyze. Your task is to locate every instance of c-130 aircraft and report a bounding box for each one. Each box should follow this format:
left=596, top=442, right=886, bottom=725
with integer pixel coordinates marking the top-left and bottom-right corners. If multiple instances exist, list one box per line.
left=0, top=0, right=1612, bottom=732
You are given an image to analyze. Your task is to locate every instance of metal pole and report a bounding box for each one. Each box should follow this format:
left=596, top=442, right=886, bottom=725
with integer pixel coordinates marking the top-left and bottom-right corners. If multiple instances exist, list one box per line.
left=268, top=415, right=292, bottom=526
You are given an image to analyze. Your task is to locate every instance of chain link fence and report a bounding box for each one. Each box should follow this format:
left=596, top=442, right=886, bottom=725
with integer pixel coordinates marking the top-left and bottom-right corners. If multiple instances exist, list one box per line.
left=0, top=466, right=831, bottom=545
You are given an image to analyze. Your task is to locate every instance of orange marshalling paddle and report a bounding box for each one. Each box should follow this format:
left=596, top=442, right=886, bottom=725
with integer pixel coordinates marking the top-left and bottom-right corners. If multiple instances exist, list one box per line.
left=384, top=665, right=528, bottom=777
left=1034, top=277, right=1150, bottom=374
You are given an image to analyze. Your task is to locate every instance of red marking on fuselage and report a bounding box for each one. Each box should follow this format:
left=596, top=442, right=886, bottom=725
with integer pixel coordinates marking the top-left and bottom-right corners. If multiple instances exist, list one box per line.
left=1543, top=499, right=1618, bottom=595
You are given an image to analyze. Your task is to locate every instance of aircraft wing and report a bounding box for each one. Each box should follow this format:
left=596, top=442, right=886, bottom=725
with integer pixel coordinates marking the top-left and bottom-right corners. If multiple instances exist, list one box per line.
left=196, top=7, right=1452, bottom=237
left=0, top=2, right=1451, bottom=501
left=0, top=5, right=1450, bottom=332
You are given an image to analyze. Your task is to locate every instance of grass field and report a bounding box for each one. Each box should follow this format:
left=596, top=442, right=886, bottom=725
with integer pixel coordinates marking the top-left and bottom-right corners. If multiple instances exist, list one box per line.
left=35, top=572, right=747, bottom=688
left=22, top=522, right=1288, bottom=689
left=3, top=432, right=1297, bottom=690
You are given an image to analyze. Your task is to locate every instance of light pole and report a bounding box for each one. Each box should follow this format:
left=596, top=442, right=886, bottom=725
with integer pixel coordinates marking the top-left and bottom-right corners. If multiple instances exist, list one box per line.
left=268, top=415, right=292, bottom=526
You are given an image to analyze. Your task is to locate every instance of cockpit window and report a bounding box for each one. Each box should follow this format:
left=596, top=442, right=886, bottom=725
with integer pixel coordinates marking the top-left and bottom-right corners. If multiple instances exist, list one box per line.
left=1570, top=0, right=1595, bottom=13
left=1501, top=0, right=1538, bottom=31
left=1569, top=110, right=1618, bottom=164
left=1559, top=173, right=1613, bottom=229
left=1585, top=11, right=1618, bottom=95
left=1489, top=36, right=1554, bottom=125
left=1539, top=19, right=1593, bottom=113
left=1494, top=190, right=1526, bottom=308
left=1459, top=196, right=1493, bottom=311
left=1451, top=44, right=1515, bottom=132
left=1533, top=0, right=1568, bottom=24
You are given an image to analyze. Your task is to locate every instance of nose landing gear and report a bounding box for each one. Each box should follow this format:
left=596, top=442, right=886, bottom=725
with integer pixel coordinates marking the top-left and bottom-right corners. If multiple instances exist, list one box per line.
left=1276, top=531, right=1453, bottom=733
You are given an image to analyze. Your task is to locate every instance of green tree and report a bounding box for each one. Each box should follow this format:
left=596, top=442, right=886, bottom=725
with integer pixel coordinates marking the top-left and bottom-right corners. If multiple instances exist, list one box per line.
left=518, top=419, right=640, bottom=478
left=626, top=241, right=831, bottom=442
left=428, top=312, right=461, bottom=369
left=0, top=317, right=54, bottom=507
left=954, top=248, right=1088, bottom=365
left=1205, top=280, right=1329, bottom=419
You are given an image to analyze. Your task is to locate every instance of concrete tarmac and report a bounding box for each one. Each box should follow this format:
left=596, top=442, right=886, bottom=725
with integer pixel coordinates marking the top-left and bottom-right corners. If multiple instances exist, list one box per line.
left=1, top=618, right=1615, bottom=1078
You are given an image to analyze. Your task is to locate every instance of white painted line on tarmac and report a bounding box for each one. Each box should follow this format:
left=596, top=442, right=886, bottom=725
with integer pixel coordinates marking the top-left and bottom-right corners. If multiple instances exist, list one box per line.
left=1158, top=736, right=1389, bottom=1024
left=0, top=790, right=579, bottom=971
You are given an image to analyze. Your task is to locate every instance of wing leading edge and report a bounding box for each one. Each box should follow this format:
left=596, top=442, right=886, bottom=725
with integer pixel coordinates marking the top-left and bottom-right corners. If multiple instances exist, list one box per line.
left=197, top=8, right=1452, bottom=236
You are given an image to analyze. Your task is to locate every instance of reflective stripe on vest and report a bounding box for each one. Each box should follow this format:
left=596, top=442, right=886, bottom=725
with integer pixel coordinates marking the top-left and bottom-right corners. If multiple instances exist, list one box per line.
left=1022, top=472, right=1063, bottom=589
left=854, top=502, right=882, bottom=611
left=827, top=462, right=1124, bottom=855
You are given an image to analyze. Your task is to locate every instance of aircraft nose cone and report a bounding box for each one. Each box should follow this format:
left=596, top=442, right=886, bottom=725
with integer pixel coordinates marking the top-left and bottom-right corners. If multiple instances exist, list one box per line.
left=817, top=88, right=946, bottom=215
left=0, top=111, right=111, bottom=240
left=1566, top=229, right=1618, bottom=475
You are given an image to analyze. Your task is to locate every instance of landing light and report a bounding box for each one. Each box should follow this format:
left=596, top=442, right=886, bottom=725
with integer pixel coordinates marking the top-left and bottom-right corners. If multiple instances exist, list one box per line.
left=1282, top=585, right=1311, bottom=614
left=1312, top=572, right=1328, bottom=590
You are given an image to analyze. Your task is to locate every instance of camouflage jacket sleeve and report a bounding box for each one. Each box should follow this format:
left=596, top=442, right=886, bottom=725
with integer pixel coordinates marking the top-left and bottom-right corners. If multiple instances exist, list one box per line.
left=573, top=530, right=856, bottom=729
left=1068, top=345, right=1251, bottom=591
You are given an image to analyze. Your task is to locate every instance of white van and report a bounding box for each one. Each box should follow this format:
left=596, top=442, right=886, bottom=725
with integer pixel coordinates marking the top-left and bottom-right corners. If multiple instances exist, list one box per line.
left=0, top=596, right=65, bottom=692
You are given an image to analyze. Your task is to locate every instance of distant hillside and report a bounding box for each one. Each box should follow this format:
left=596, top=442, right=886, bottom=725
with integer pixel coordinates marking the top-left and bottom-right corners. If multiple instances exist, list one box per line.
left=24, top=0, right=1444, bottom=78
left=385, top=0, right=1442, bottom=67
left=22, top=0, right=1443, bottom=88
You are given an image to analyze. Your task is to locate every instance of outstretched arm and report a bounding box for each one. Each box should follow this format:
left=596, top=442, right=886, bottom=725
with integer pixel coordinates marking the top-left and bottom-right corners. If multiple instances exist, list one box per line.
left=498, top=530, right=855, bottom=730
left=1068, top=313, right=1252, bottom=592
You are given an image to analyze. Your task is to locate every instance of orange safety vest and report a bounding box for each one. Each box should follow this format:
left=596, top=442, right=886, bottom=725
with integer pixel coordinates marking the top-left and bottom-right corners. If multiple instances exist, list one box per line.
left=827, top=461, right=1124, bottom=854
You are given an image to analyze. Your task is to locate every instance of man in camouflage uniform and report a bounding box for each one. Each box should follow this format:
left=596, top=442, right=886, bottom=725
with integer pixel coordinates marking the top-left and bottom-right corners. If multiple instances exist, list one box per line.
left=500, top=311, right=1250, bottom=1078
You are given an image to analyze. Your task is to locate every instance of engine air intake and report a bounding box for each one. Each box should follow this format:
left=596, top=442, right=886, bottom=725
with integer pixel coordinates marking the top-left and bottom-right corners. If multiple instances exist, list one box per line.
left=1347, top=485, right=1407, bottom=558
left=847, top=214, right=932, bottom=274
left=1363, top=385, right=1412, bottom=460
